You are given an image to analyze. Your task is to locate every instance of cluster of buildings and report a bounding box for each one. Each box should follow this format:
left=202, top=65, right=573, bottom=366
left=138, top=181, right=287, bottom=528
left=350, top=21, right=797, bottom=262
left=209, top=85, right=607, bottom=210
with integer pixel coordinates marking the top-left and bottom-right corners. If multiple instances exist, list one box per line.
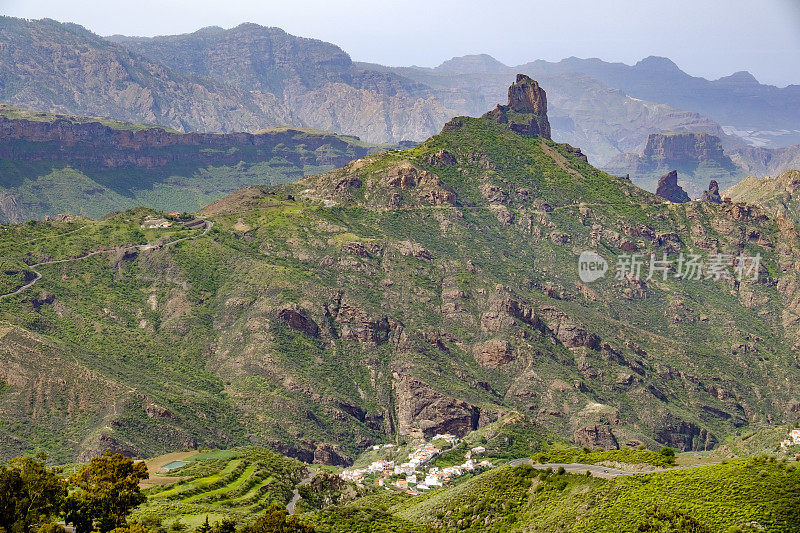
left=780, top=428, right=800, bottom=449
left=340, top=434, right=493, bottom=493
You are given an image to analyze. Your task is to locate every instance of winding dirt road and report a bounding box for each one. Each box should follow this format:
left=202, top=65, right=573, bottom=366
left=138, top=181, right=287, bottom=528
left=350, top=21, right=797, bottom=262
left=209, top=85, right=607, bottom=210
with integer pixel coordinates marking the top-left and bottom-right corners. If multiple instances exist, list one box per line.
left=0, top=220, right=212, bottom=301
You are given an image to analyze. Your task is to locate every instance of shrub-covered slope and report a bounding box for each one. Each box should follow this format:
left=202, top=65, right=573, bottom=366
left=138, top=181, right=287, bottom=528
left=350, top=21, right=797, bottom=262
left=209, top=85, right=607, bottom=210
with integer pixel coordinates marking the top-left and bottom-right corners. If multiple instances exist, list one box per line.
left=395, top=458, right=800, bottom=532
left=1, top=78, right=800, bottom=465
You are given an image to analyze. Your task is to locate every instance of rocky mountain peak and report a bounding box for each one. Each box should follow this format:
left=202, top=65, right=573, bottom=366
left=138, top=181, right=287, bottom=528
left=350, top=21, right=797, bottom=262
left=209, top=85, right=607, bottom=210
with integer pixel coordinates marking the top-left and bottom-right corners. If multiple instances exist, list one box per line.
left=482, top=74, right=551, bottom=139
left=656, top=170, right=691, bottom=203
left=635, top=56, right=682, bottom=73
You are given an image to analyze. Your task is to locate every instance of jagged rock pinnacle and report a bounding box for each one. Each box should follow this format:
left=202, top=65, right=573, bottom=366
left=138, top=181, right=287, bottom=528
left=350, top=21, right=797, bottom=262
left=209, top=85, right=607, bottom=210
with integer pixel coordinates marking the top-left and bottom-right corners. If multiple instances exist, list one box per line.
left=656, top=170, right=691, bottom=203
left=701, top=180, right=722, bottom=204
left=482, top=74, right=551, bottom=139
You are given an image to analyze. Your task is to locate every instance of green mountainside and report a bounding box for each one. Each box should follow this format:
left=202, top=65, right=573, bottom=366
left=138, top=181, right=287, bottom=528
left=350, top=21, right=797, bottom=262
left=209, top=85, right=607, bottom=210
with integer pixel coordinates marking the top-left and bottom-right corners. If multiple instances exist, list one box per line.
left=0, top=104, right=393, bottom=222
left=724, top=170, right=800, bottom=223
left=1, top=76, right=800, bottom=473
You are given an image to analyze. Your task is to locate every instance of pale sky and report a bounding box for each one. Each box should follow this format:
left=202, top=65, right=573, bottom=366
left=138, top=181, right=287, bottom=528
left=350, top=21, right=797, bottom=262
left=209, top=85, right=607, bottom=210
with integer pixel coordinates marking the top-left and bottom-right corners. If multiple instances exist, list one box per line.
left=2, top=0, right=799, bottom=87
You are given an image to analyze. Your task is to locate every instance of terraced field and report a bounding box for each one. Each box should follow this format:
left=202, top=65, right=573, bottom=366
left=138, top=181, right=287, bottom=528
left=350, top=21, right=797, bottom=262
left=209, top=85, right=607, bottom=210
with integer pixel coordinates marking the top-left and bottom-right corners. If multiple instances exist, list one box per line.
left=132, top=448, right=309, bottom=526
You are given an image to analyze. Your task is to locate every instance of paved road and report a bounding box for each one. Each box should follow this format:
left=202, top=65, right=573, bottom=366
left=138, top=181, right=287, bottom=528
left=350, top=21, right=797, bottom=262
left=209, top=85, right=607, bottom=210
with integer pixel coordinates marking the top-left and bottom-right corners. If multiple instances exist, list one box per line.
left=507, top=459, right=636, bottom=478
left=0, top=220, right=212, bottom=301
left=507, top=458, right=719, bottom=478
left=287, top=469, right=315, bottom=514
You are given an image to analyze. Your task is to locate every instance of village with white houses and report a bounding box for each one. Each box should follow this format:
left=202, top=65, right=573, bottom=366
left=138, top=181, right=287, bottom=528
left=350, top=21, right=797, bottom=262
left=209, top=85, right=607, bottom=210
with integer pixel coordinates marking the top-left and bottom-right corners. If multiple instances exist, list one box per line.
left=780, top=428, right=800, bottom=450
left=340, top=433, right=493, bottom=494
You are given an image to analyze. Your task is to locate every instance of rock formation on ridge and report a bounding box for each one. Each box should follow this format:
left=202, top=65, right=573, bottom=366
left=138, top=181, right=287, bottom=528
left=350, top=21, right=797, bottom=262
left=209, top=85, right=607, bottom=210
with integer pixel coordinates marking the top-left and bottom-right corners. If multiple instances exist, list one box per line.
left=482, top=74, right=552, bottom=138
left=656, top=170, right=691, bottom=203
left=701, top=180, right=722, bottom=203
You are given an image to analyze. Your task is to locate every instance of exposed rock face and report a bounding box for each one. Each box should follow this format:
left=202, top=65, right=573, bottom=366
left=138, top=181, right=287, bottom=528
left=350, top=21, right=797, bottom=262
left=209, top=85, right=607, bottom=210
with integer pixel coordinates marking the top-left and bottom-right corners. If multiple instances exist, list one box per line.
left=482, top=74, right=551, bottom=139
left=394, top=374, right=482, bottom=439
left=472, top=339, right=513, bottom=367
left=0, top=193, right=23, bottom=223
left=702, top=180, right=722, bottom=203
left=333, top=303, right=390, bottom=345
left=642, top=133, right=731, bottom=167
left=278, top=306, right=320, bottom=337
left=573, top=425, right=619, bottom=449
left=654, top=416, right=717, bottom=451
left=656, top=170, right=691, bottom=203
left=313, top=443, right=349, bottom=467
left=0, top=115, right=378, bottom=170
left=604, top=133, right=744, bottom=198
left=730, top=143, right=800, bottom=177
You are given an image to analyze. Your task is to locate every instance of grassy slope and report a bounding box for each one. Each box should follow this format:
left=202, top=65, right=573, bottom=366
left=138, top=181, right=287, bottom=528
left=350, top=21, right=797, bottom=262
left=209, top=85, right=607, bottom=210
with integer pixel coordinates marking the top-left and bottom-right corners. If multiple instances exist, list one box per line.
left=724, top=170, right=800, bottom=223
left=395, top=458, right=800, bottom=532
left=0, top=113, right=799, bottom=465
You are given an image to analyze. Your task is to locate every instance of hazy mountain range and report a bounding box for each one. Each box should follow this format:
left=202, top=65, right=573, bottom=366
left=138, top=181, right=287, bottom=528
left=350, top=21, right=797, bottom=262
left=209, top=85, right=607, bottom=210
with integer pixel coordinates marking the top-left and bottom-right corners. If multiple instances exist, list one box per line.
left=2, top=16, right=799, bottom=169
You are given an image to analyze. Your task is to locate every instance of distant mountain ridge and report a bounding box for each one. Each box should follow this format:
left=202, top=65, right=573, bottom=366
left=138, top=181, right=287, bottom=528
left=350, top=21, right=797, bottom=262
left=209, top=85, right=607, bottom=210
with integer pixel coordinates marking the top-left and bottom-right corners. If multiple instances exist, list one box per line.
left=1, top=16, right=796, bottom=162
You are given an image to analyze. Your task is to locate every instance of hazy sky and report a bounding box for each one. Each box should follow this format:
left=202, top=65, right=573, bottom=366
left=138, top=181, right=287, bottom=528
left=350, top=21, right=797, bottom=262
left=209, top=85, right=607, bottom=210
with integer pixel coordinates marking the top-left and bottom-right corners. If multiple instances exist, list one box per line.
left=3, top=0, right=799, bottom=87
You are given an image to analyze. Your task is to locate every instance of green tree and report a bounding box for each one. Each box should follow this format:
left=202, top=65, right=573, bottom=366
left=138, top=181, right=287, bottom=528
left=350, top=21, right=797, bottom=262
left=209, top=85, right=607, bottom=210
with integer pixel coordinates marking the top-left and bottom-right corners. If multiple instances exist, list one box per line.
left=64, top=452, right=149, bottom=533
left=239, top=505, right=315, bottom=533
left=660, top=447, right=676, bottom=465
left=0, top=456, right=66, bottom=533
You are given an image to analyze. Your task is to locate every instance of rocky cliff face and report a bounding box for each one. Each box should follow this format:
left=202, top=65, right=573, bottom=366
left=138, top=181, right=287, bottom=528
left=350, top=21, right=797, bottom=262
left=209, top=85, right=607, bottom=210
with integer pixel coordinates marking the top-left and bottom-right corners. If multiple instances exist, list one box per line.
left=604, top=132, right=745, bottom=198
left=0, top=17, right=293, bottom=133
left=656, top=171, right=691, bottom=203
left=482, top=74, right=551, bottom=138
left=0, top=115, right=377, bottom=169
left=640, top=133, right=733, bottom=168
left=0, top=106, right=389, bottom=221
left=729, top=143, right=800, bottom=178
left=108, top=23, right=455, bottom=144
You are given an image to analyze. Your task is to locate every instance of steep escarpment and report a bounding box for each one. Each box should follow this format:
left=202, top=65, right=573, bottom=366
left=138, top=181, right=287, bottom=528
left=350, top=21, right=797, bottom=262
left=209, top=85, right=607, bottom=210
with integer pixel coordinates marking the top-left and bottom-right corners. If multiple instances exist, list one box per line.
left=605, top=132, right=745, bottom=198
left=2, top=77, right=799, bottom=465
left=0, top=105, right=389, bottom=221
